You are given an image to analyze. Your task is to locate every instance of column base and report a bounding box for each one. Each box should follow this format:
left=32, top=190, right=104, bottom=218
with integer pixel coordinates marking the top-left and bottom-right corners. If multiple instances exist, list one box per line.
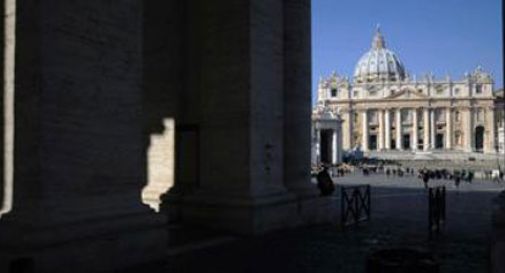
left=0, top=196, right=168, bottom=273
left=162, top=189, right=338, bottom=235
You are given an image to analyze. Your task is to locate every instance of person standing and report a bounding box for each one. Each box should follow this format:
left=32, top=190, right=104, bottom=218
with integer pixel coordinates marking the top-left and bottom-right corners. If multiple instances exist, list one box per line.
left=422, top=171, right=430, bottom=189
left=454, top=174, right=461, bottom=189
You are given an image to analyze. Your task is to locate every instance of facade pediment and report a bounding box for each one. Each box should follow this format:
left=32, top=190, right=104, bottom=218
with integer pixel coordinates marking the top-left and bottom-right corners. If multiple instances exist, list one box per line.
left=385, top=89, right=428, bottom=100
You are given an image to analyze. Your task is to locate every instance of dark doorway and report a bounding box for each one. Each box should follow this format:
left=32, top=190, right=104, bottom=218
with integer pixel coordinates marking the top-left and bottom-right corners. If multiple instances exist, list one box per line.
left=435, top=133, right=444, bottom=149
left=402, top=134, right=410, bottom=150
left=391, top=139, right=396, bottom=150
left=369, top=135, right=377, bottom=150
left=418, top=138, right=423, bottom=150
left=475, top=126, right=484, bottom=152
left=320, top=129, right=333, bottom=163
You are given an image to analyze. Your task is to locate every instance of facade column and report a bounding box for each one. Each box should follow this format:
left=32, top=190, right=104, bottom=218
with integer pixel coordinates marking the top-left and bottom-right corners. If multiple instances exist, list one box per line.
left=446, top=108, right=452, bottom=150
left=362, top=110, right=369, bottom=151
left=385, top=109, right=391, bottom=150
left=396, top=108, right=402, bottom=150
left=484, top=106, right=496, bottom=153
left=332, top=129, right=338, bottom=164
left=464, top=108, right=474, bottom=152
left=423, top=108, right=430, bottom=151
left=342, top=110, right=352, bottom=150
left=412, top=109, right=418, bottom=151
left=430, top=108, right=436, bottom=149
left=378, top=109, right=385, bottom=150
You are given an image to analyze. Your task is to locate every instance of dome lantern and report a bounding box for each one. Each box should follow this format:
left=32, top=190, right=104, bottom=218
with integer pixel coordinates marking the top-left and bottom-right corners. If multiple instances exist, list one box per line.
left=372, top=24, right=386, bottom=49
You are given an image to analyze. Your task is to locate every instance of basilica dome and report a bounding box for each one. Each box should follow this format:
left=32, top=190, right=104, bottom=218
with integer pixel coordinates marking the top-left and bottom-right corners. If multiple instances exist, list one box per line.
left=353, top=27, right=406, bottom=83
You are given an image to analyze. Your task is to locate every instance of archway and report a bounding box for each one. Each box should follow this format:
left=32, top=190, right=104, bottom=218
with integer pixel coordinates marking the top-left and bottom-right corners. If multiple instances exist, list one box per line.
left=475, top=126, right=485, bottom=152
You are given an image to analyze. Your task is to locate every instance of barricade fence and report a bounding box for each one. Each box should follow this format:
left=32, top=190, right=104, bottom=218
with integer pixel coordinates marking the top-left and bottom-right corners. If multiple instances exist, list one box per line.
left=341, top=185, right=371, bottom=227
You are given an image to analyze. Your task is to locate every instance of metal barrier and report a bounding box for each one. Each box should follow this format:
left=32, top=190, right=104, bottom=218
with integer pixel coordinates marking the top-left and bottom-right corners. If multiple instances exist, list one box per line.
left=341, top=185, right=371, bottom=227
left=428, top=186, right=446, bottom=239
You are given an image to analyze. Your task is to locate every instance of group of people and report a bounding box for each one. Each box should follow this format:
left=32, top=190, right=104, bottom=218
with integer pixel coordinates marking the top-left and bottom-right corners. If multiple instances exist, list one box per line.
left=313, top=160, right=505, bottom=196
left=418, top=168, right=474, bottom=189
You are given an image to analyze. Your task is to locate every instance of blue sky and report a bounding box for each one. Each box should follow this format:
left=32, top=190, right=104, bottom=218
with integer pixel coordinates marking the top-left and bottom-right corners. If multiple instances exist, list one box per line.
left=312, top=0, right=503, bottom=102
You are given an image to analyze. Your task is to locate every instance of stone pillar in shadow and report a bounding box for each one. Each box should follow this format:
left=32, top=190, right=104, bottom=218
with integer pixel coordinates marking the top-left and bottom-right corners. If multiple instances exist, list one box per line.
left=283, top=0, right=318, bottom=198
left=282, top=0, right=337, bottom=225
left=492, top=191, right=505, bottom=273
left=160, top=0, right=339, bottom=235
left=0, top=1, right=167, bottom=272
left=162, top=0, right=300, bottom=235
left=142, top=0, right=184, bottom=214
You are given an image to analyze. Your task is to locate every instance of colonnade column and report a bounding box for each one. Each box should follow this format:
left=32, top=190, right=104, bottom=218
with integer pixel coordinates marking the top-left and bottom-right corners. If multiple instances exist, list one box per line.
left=412, top=109, right=418, bottom=151
left=362, top=110, right=369, bottom=152
left=396, top=109, right=402, bottom=150
left=0, top=1, right=168, bottom=271
left=378, top=109, right=385, bottom=150
left=385, top=109, right=391, bottom=150
left=423, top=108, right=430, bottom=151
left=445, top=108, right=452, bottom=150
left=283, top=0, right=316, bottom=196
left=430, top=108, right=436, bottom=149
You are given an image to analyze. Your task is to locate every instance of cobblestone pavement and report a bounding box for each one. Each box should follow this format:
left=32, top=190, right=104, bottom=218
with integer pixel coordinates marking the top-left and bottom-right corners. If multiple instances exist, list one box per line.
left=124, top=174, right=505, bottom=273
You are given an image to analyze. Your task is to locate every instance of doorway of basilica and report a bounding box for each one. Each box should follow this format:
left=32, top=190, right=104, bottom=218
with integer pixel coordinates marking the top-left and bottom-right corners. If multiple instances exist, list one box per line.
left=435, top=134, right=444, bottom=149
left=475, top=126, right=485, bottom=152
left=369, top=135, right=377, bottom=151
left=402, top=134, right=410, bottom=150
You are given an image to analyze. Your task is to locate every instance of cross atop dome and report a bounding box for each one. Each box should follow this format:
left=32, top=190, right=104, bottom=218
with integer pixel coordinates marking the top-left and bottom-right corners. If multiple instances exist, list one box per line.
left=372, top=24, right=386, bottom=49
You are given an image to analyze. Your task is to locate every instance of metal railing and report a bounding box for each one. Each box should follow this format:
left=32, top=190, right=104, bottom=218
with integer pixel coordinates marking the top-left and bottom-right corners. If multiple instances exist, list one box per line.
left=341, top=185, right=371, bottom=227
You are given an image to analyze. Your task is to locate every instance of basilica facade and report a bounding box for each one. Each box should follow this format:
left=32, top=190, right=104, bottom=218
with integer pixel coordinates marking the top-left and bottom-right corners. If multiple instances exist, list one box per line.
left=313, top=27, right=498, bottom=161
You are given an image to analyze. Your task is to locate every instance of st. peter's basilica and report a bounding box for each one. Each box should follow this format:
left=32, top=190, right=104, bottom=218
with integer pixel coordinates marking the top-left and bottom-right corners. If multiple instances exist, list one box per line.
left=312, top=27, right=504, bottom=165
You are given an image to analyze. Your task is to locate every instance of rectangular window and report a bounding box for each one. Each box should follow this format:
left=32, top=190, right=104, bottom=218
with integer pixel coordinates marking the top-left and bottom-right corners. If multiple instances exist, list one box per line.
left=475, top=85, right=482, bottom=94
left=330, top=88, right=337, bottom=97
